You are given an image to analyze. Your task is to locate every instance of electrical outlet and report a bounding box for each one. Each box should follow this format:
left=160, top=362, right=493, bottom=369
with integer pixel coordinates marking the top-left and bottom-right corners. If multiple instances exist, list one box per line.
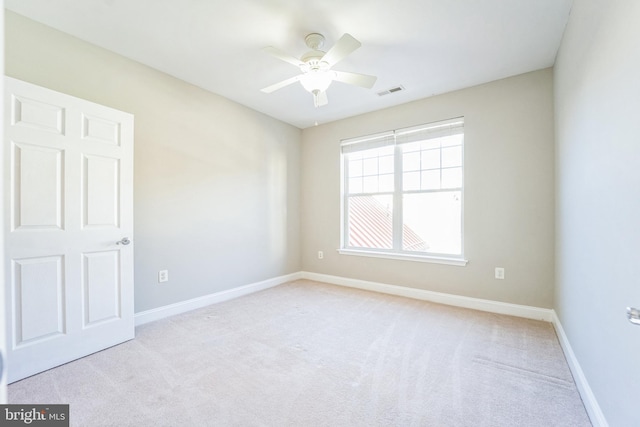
left=495, top=267, right=505, bottom=280
left=318, top=251, right=324, bottom=260
left=158, top=270, right=169, bottom=283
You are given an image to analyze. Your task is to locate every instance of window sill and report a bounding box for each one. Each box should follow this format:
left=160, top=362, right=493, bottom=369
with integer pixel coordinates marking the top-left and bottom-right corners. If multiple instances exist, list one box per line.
left=338, top=249, right=468, bottom=266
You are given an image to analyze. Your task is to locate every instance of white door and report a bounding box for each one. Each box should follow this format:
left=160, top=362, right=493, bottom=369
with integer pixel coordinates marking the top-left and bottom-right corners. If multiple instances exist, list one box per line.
left=4, top=77, right=134, bottom=383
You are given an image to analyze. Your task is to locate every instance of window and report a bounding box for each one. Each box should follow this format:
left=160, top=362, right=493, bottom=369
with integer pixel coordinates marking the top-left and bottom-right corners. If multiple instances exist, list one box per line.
left=340, top=118, right=465, bottom=265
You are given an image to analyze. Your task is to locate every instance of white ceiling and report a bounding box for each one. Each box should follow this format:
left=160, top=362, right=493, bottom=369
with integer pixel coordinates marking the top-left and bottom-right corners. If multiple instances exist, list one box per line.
left=5, top=0, right=573, bottom=129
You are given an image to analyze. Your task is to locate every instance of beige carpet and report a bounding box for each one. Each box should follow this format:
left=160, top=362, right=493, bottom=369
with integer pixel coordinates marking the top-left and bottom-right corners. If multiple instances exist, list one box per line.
left=9, top=280, right=591, bottom=426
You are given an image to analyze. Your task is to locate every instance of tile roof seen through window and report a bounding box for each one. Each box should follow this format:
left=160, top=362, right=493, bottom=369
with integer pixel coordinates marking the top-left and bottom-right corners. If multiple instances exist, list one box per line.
left=348, top=196, right=427, bottom=251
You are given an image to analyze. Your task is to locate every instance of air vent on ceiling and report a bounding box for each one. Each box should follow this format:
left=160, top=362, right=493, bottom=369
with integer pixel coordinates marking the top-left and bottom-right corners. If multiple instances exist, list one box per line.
left=377, top=85, right=405, bottom=96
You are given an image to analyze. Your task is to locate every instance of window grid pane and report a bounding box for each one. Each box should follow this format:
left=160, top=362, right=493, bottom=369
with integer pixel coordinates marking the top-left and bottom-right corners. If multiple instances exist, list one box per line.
left=421, top=149, right=440, bottom=169
left=441, top=167, right=462, bottom=189
left=441, top=146, right=462, bottom=168
left=346, top=148, right=395, bottom=195
left=401, top=134, right=463, bottom=192
left=349, top=159, right=363, bottom=177
left=421, top=170, right=440, bottom=190
left=363, top=157, right=378, bottom=175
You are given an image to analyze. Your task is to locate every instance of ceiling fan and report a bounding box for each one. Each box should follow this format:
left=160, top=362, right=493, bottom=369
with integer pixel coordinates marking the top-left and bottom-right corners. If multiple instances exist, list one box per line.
left=260, top=33, right=377, bottom=107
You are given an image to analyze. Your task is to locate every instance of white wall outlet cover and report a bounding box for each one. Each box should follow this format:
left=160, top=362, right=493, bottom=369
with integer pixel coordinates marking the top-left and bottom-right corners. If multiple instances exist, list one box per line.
left=495, top=267, right=505, bottom=280
left=158, top=270, right=169, bottom=283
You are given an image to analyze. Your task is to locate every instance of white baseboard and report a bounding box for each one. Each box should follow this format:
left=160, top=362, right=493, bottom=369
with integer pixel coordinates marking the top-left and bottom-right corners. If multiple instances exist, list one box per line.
left=551, top=311, right=608, bottom=427
left=301, top=271, right=553, bottom=321
left=135, top=270, right=552, bottom=326
left=134, top=272, right=303, bottom=326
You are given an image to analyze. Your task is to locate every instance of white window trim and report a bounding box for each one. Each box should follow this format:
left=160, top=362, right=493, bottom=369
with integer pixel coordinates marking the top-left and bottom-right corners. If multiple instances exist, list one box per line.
left=338, top=248, right=468, bottom=266
left=340, top=117, right=466, bottom=264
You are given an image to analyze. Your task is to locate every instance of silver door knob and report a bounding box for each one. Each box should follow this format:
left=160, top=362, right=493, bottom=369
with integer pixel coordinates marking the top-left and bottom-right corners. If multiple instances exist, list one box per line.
left=627, top=307, right=640, bottom=325
left=117, top=237, right=131, bottom=245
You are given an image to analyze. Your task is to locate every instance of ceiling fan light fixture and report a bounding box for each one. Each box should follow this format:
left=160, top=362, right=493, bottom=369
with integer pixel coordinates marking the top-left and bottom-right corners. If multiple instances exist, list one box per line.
left=300, top=70, right=333, bottom=93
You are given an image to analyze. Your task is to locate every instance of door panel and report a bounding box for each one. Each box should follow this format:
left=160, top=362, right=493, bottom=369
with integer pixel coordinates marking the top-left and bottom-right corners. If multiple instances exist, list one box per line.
left=82, top=114, right=120, bottom=146
left=4, top=77, right=134, bottom=383
left=12, top=143, right=64, bottom=231
left=82, top=155, right=120, bottom=228
left=11, top=95, right=65, bottom=135
left=82, top=250, right=120, bottom=327
left=12, top=256, right=65, bottom=345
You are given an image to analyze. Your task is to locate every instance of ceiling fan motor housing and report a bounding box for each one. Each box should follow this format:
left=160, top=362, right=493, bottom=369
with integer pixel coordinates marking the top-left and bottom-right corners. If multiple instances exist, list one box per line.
left=300, top=50, right=329, bottom=73
left=304, top=33, right=325, bottom=50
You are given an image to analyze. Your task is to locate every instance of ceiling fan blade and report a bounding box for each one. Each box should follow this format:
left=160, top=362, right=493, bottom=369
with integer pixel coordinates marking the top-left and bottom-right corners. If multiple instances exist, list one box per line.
left=262, top=46, right=303, bottom=67
left=260, top=74, right=303, bottom=93
left=333, top=71, right=377, bottom=89
left=321, top=33, right=361, bottom=67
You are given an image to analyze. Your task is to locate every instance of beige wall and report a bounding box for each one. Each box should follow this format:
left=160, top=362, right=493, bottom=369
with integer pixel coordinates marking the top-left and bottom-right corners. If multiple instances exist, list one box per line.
left=5, top=11, right=302, bottom=313
left=301, top=69, right=556, bottom=308
left=554, top=0, right=640, bottom=424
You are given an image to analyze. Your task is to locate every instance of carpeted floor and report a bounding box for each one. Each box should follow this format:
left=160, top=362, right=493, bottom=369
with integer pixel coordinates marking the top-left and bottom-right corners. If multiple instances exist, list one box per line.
left=9, top=280, right=591, bottom=426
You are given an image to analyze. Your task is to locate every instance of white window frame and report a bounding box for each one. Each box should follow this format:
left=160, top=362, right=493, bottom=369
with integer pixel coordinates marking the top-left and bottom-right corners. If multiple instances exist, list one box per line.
left=339, top=117, right=468, bottom=266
